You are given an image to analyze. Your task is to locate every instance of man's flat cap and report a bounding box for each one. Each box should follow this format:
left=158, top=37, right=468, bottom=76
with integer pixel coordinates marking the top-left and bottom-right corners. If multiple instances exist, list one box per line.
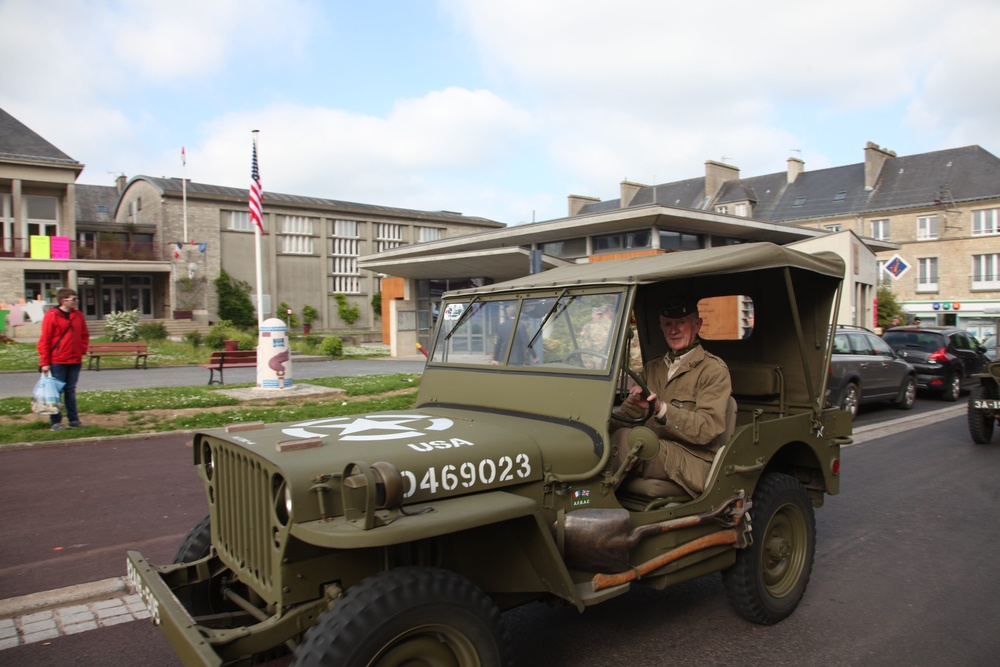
left=660, top=297, right=699, bottom=319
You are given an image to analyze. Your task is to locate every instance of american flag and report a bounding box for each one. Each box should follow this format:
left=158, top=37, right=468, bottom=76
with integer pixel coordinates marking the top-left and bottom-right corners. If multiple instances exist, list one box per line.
left=249, top=140, right=264, bottom=233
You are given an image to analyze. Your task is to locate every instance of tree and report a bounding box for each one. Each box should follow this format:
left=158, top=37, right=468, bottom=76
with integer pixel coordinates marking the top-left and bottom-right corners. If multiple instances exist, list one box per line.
left=876, top=284, right=905, bottom=330
left=215, top=269, right=257, bottom=329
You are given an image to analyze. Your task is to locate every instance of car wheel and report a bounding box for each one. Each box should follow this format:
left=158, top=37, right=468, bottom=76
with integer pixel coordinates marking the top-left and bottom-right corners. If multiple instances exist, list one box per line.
left=895, top=375, right=917, bottom=410
left=968, top=386, right=996, bottom=445
left=839, top=382, right=860, bottom=419
left=722, top=473, right=816, bottom=625
left=292, top=567, right=512, bottom=667
left=942, top=372, right=962, bottom=402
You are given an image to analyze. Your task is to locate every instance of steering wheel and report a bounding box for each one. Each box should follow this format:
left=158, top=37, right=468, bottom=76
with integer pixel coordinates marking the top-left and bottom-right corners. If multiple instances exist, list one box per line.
left=563, top=349, right=609, bottom=368
left=612, top=367, right=655, bottom=425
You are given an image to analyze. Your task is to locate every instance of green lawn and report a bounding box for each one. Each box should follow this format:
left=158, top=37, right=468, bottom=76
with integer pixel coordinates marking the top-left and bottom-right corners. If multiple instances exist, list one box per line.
left=0, top=373, right=420, bottom=446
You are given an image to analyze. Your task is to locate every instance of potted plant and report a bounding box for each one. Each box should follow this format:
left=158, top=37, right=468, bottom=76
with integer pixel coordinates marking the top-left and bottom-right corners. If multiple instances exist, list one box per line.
left=302, top=305, right=319, bottom=334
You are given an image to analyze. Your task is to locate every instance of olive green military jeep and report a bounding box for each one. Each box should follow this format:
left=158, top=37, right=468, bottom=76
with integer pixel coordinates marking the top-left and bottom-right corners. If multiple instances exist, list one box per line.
left=127, top=242, right=850, bottom=666
left=968, top=360, right=1000, bottom=443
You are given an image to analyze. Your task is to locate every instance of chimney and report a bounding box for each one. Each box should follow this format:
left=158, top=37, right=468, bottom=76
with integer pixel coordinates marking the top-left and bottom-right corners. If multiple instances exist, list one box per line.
left=568, top=194, right=601, bottom=217
left=864, top=142, right=896, bottom=191
left=620, top=180, right=647, bottom=208
left=705, top=160, right=739, bottom=202
left=115, top=174, right=127, bottom=193
left=787, top=157, right=804, bottom=184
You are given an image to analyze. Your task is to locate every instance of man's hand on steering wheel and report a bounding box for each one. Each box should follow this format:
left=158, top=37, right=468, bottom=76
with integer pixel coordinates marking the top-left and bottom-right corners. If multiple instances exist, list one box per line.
left=612, top=367, right=655, bottom=424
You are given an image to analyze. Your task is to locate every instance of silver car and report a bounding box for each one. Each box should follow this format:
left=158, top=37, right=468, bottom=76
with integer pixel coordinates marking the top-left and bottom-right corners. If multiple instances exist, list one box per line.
left=827, top=326, right=917, bottom=419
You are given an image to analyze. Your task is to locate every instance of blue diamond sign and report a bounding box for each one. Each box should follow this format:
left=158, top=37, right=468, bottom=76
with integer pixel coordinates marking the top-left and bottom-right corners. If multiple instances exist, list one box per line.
left=883, top=254, right=910, bottom=280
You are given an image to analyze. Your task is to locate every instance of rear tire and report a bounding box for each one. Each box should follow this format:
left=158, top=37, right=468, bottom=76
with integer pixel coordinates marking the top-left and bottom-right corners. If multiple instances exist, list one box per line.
left=293, top=567, right=512, bottom=667
left=942, top=371, right=962, bottom=402
left=968, top=386, right=996, bottom=445
left=722, top=473, right=816, bottom=625
left=839, top=382, right=860, bottom=419
left=895, top=376, right=917, bottom=410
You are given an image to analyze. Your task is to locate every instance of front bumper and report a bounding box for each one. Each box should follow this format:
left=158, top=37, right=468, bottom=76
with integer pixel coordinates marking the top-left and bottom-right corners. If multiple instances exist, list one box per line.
left=126, top=551, right=224, bottom=667
left=126, top=550, right=327, bottom=667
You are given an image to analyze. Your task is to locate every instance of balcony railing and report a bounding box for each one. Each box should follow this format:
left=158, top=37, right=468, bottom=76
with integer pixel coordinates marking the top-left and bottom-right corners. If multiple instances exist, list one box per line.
left=0, top=238, right=166, bottom=261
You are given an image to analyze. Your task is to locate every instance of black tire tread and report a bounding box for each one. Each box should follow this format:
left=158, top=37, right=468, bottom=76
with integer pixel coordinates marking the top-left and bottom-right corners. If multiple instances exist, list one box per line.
left=722, top=473, right=816, bottom=625
left=968, top=385, right=995, bottom=445
left=173, top=514, right=212, bottom=564
left=292, top=566, right=512, bottom=667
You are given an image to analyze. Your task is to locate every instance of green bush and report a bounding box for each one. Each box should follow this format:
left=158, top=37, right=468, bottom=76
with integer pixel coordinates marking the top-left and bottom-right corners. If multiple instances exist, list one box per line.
left=321, top=336, right=344, bottom=358
left=205, top=320, right=238, bottom=350
left=215, top=270, right=257, bottom=329
left=137, top=322, right=168, bottom=341
left=184, top=331, right=203, bottom=348
left=237, top=333, right=257, bottom=350
left=302, top=305, right=319, bottom=327
left=104, top=310, right=140, bottom=341
left=334, top=293, right=360, bottom=325
left=303, top=334, right=322, bottom=348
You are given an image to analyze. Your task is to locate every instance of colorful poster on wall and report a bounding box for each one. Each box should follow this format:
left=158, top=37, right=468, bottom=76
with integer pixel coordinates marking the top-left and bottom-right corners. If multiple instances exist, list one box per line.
left=50, top=236, right=70, bottom=259
left=29, top=235, right=51, bottom=259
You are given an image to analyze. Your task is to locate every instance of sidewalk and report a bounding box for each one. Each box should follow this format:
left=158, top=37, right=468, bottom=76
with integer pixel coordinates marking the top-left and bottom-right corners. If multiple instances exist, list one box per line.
left=0, top=355, right=427, bottom=399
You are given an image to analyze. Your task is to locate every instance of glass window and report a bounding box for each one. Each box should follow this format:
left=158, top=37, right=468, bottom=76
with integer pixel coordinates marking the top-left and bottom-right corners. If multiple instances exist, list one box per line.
left=594, top=230, right=651, bottom=252
left=417, top=227, right=442, bottom=243
left=917, top=215, right=938, bottom=240
left=227, top=211, right=252, bottom=231
left=972, top=208, right=1000, bottom=236
left=917, top=257, right=938, bottom=292
left=972, top=254, right=1000, bottom=290
left=658, top=230, right=701, bottom=250
left=375, top=223, right=403, bottom=252
left=541, top=237, right=587, bottom=258
left=871, top=219, right=890, bottom=240
left=430, top=291, right=623, bottom=373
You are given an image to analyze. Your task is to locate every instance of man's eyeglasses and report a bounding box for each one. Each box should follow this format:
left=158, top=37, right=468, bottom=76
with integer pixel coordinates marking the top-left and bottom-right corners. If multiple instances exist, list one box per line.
left=63, top=297, right=78, bottom=302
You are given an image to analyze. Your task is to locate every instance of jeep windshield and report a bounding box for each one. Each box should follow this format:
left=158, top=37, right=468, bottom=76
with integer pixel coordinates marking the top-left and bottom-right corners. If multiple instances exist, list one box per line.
left=430, top=289, right=626, bottom=372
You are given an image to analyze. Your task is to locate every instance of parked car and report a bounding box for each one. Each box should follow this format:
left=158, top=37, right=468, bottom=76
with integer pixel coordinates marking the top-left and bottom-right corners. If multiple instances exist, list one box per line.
left=981, top=334, right=998, bottom=361
left=882, top=326, right=989, bottom=401
left=827, top=325, right=916, bottom=419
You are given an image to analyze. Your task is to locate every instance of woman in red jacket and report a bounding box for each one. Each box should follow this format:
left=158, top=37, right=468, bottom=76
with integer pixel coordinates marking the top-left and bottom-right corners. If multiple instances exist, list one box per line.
left=37, top=287, right=90, bottom=431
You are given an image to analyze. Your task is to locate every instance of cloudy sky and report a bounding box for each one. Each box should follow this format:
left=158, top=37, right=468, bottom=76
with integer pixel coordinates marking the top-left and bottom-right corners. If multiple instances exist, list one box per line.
left=2, top=0, right=999, bottom=225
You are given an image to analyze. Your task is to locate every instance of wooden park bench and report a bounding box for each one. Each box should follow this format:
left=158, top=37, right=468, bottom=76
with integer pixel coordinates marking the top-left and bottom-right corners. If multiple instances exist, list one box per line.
left=200, top=349, right=258, bottom=385
left=86, top=342, right=149, bottom=371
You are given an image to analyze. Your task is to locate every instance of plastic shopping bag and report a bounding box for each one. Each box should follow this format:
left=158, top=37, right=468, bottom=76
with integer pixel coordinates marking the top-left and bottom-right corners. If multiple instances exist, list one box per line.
left=31, top=372, right=65, bottom=415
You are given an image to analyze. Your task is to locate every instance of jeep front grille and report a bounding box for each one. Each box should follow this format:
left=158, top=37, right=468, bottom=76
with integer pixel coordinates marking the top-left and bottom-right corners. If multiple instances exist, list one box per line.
left=211, top=444, right=275, bottom=596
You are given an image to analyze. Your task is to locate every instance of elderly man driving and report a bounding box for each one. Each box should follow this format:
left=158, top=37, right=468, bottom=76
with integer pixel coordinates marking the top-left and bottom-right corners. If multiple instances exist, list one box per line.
left=611, top=297, right=732, bottom=497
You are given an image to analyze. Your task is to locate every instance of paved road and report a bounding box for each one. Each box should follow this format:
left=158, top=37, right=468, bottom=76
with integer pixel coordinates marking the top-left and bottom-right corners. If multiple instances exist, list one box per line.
left=0, top=356, right=428, bottom=399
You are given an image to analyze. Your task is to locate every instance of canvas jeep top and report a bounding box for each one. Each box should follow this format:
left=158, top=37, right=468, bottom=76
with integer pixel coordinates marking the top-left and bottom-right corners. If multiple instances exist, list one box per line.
left=127, top=241, right=850, bottom=667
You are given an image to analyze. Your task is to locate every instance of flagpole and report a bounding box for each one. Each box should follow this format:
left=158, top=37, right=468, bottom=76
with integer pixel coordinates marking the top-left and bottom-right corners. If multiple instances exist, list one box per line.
left=181, top=147, right=188, bottom=243
left=251, top=130, right=264, bottom=329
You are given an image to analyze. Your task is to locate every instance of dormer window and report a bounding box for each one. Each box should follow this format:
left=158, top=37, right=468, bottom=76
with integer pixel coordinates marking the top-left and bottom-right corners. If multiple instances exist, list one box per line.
left=834, top=192, right=846, bottom=201
left=794, top=197, right=806, bottom=206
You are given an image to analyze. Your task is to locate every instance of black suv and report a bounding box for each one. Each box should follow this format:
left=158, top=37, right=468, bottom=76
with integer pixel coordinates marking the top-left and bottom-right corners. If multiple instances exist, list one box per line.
left=827, top=325, right=916, bottom=419
left=882, top=326, right=989, bottom=401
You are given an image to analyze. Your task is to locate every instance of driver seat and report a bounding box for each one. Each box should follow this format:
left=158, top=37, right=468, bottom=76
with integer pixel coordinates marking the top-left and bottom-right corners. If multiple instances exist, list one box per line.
left=620, top=396, right=738, bottom=500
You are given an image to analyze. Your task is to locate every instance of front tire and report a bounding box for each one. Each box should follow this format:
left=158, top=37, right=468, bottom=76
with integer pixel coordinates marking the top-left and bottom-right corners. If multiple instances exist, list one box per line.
left=722, top=473, right=816, bottom=625
left=968, top=386, right=996, bottom=445
left=292, top=567, right=512, bottom=667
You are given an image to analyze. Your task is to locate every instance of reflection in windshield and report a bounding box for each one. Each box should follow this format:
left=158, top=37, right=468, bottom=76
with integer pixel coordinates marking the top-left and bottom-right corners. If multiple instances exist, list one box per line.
left=430, top=292, right=623, bottom=371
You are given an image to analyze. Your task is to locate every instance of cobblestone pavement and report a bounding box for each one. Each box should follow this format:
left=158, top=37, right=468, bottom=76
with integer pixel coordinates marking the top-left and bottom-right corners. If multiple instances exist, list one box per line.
left=0, top=592, right=149, bottom=651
